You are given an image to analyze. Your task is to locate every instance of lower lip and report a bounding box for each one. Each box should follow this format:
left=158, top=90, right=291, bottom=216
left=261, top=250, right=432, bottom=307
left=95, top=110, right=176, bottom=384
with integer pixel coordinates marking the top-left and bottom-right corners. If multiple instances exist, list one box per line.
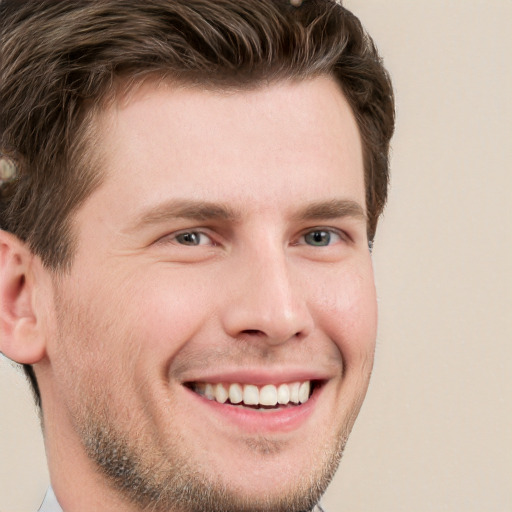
left=184, top=385, right=322, bottom=434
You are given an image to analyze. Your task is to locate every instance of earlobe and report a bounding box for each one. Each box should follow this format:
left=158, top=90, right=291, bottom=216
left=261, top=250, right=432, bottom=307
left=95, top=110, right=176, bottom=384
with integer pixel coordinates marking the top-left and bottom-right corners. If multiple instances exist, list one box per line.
left=0, top=230, right=47, bottom=364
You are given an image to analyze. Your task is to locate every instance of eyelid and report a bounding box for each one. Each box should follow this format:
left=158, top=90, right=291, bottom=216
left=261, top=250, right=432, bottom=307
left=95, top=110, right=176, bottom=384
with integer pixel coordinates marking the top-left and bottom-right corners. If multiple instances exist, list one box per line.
left=295, top=226, right=351, bottom=245
left=155, top=228, right=217, bottom=246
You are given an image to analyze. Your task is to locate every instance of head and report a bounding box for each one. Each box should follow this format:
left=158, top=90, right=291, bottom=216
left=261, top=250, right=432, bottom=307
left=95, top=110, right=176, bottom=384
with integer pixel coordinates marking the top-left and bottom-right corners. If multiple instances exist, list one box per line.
left=0, top=1, right=394, bottom=510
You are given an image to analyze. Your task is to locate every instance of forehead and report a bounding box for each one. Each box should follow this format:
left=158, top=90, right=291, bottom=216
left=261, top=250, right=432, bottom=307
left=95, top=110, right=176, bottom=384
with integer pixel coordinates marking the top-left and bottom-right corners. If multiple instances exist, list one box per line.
left=85, top=76, right=364, bottom=221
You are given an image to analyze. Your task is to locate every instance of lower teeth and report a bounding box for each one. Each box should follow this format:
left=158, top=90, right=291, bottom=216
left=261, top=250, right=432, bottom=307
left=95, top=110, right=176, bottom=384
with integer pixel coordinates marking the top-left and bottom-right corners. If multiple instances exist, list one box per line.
left=228, top=402, right=292, bottom=409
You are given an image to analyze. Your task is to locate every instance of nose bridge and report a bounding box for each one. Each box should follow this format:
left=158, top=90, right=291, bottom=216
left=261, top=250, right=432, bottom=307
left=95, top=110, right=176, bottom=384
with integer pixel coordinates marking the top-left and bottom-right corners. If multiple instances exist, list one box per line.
left=221, top=240, right=313, bottom=344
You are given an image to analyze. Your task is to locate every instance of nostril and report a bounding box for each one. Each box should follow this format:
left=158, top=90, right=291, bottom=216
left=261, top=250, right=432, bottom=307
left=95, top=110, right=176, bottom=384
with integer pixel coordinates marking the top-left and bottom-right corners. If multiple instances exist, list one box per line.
left=242, top=329, right=263, bottom=336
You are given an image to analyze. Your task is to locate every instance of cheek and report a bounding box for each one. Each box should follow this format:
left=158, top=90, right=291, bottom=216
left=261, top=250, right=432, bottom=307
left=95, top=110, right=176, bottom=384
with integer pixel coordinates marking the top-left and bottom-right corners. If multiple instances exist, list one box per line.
left=119, top=269, right=216, bottom=362
left=310, top=263, right=377, bottom=363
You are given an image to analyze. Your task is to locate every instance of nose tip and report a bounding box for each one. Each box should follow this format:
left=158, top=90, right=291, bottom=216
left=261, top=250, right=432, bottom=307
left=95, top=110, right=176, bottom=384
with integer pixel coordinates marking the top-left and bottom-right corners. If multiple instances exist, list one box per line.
left=221, top=257, right=314, bottom=345
left=237, top=308, right=311, bottom=345
left=227, top=304, right=313, bottom=346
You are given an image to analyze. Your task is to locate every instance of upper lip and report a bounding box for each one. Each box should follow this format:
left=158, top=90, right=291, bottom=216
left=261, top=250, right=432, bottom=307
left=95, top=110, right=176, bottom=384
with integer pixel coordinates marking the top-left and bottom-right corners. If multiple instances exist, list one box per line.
left=181, top=367, right=332, bottom=386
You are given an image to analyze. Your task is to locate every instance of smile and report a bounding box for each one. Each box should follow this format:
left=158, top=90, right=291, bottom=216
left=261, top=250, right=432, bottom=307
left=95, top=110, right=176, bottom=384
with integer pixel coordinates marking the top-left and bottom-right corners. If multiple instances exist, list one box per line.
left=188, top=381, right=316, bottom=408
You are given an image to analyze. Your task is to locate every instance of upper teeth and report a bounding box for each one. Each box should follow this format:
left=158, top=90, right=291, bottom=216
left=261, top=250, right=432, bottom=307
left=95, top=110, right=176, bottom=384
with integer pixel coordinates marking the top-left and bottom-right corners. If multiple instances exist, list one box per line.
left=193, top=381, right=311, bottom=406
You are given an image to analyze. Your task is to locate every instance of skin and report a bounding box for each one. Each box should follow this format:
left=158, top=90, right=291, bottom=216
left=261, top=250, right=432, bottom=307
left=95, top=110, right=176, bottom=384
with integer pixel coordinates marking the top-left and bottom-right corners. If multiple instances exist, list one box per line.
left=0, top=76, right=377, bottom=511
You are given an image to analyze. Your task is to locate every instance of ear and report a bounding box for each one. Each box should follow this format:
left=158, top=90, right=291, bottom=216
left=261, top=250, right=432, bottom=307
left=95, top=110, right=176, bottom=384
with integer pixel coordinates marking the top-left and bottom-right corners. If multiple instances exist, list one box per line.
left=0, top=230, right=48, bottom=364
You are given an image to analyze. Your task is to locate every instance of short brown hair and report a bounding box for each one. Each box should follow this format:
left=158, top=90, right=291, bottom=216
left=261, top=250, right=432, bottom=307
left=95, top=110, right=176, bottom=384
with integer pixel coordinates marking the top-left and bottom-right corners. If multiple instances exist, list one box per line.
left=0, top=0, right=394, bottom=407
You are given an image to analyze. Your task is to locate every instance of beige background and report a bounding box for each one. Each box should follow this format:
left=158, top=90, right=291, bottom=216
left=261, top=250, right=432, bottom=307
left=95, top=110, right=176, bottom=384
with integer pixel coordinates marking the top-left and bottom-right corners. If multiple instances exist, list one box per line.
left=1, top=1, right=511, bottom=511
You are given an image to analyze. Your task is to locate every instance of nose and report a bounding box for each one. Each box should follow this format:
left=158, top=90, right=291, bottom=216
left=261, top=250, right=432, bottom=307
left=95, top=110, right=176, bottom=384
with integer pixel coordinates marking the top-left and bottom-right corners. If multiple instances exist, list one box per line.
left=220, top=247, right=314, bottom=345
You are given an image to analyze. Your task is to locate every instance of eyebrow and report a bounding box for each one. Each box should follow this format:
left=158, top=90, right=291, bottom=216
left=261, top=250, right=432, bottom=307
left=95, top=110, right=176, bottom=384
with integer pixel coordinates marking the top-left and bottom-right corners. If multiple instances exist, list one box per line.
left=128, top=197, right=366, bottom=232
left=128, top=199, right=241, bottom=232
left=293, top=198, right=367, bottom=223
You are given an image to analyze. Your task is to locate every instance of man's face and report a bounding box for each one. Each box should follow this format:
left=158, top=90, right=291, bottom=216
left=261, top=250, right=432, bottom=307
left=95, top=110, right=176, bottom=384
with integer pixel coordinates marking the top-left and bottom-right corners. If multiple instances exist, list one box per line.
left=45, top=76, right=377, bottom=511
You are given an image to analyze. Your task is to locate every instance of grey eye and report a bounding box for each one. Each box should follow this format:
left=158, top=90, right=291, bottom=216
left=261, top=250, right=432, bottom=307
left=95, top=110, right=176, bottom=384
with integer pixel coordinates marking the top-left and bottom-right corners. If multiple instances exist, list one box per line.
left=304, top=230, right=332, bottom=246
left=175, top=232, right=202, bottom=246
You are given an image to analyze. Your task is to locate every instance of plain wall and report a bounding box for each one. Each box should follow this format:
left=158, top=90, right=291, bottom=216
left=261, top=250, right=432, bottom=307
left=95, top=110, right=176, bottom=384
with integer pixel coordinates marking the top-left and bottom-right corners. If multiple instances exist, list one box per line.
left=1, top=1, right=511, bottom=511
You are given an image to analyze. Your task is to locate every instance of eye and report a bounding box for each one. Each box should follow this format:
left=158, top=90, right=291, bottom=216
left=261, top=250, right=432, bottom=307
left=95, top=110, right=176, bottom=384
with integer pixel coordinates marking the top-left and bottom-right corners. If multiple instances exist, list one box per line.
left=301, top=229, right=342, bottom=247
left=173, top=231, right=213, bottom=246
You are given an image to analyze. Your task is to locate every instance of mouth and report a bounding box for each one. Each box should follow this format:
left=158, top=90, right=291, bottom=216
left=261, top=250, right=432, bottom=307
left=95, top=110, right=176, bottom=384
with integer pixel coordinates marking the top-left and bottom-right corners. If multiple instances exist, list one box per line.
left=185, top=380, right=321, bottom=410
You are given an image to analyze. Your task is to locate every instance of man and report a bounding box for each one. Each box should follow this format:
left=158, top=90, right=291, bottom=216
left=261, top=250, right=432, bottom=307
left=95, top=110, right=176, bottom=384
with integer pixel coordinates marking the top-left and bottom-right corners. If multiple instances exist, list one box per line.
left=0, top=1, right=394, bottom=511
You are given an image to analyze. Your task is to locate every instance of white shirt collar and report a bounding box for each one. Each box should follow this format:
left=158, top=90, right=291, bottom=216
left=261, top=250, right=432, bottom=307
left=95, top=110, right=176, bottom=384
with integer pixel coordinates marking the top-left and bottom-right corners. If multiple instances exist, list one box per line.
left=38, top=487, right=63, bottom=512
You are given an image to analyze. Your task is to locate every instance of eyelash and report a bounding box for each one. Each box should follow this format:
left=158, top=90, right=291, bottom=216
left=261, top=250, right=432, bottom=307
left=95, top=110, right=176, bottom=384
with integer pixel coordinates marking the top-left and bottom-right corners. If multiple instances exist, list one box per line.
left=158, top=227, right=348, bottom=248
left=159, top=229, right=216, bottom=247
left=296, top=228, right=348, bottom=247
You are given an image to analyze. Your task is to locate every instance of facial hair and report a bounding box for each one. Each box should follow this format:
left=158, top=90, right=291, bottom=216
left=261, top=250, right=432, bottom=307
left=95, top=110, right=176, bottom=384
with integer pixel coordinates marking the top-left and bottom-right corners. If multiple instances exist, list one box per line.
left=77, top=407, right=348, bottom=512
left=52, top=282, right=354, bottom=512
